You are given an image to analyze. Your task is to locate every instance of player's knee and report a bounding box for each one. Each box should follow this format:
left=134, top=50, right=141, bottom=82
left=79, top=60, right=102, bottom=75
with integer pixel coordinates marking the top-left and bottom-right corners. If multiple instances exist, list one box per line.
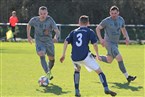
left=107, top=60, right=112, bottom=63
left=115, top=54, right=123, bottom=61
left=75, top=67, right=81, bottom=72
left=107, top=58, right=113, bottom=63
left=95, top=68, right=102, bottom=74
left=106, top=56, right=113, bottom=63
left=48, top=56, right=55, bottom=60
left=37, top=51, right=45, bottom=56
left=75, top=69, right=80, bottom=72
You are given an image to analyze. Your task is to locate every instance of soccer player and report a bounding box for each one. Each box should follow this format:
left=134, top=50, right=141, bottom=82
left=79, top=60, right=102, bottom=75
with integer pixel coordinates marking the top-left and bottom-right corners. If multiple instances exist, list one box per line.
left=27, top=6, right=60, bottom=80
left=9, top=11, right=18, bottom=41
left=96, top=5, right=136, bottom=83
left=60, top=15, right=117, bottom=96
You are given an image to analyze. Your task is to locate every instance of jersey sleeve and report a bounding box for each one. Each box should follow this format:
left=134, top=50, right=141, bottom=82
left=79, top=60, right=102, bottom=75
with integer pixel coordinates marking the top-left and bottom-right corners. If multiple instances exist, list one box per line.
left=99, top=19, right=107, bottom=28
left=90, top=30, right=98, bottom=44
left=50, top=17, right=58, bottom=30
left=121, top=17, right=125, bottom=28
left=9, top=16, right=12, bottom=23
left=28, top=17, right=35, bottom=26
left=16, top=17, right=18, bottom=23
left=65, top=31, right=73, bottom=44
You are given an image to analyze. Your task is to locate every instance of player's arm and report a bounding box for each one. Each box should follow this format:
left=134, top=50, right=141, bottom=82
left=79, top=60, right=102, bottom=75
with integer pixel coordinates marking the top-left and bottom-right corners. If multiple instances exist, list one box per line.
left=53, top=28, right=60, bottom=42
left=96, top=25, right=105, bottom=47
left=60, top=40, right=68, bottom=63
left=27, top=24, right=33, bottom=44
left=50, top=17, right=60, bottom=42
left=121, top=27, right=130, bottom=45
left=92, top=43, right=101, bottom=60
left=16, top=17, right=19, bottom=23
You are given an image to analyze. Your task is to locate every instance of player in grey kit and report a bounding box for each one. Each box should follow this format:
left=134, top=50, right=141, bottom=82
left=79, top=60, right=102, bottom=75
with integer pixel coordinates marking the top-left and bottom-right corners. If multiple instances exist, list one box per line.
left=96, top=5, right=136, bottom=83
left=27, top=6, right=60, bottom=80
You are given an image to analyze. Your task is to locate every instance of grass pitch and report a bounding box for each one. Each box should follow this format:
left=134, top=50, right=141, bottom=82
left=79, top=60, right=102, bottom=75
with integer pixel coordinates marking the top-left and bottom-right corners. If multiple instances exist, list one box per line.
left=0, top=42, right=144, bottom=97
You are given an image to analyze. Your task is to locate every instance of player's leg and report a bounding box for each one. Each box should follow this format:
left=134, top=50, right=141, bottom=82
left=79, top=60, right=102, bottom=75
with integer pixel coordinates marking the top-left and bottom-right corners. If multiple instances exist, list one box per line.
left=100, top=55, right=114, bottom=63
left=95, top=68, right=117, bottom=96
left=112, top=45, right=129, bottom=79
left=48, top=56, right=55, bottom=70
left=46, top=44, right=55, bottom=70
left=36, top=44, right=49, bottom=74
left=84, top=53, right=117, bottom=96
left=100, top=42, right=114, bottom=63
left=73, top=63, right=81, bottom=96
left=115, top=54, right=136, bottom=83
left=46, top=44, right=55, bottom=80
left=11, top=26, right=16, bottom=42
left=47, top=56, right=54, bottom=80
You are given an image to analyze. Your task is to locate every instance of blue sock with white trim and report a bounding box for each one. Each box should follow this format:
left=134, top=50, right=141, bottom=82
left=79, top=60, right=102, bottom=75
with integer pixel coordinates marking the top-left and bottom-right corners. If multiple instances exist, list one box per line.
left=99, top=72, right=109, bottom=91
left=74, top=71, right=80, bottom=92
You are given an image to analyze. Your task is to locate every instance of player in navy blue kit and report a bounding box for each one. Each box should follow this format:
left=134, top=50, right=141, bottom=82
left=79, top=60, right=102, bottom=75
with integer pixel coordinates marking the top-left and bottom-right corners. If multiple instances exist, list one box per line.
left=60, top=15, right=117, bottom=96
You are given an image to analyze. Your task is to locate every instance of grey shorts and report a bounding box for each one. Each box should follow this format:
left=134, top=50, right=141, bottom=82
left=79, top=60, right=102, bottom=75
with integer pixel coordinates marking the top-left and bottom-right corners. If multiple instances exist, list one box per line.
left=105, top=42, right=120, bottom=58
left=36, top=42, right=54, bottom=57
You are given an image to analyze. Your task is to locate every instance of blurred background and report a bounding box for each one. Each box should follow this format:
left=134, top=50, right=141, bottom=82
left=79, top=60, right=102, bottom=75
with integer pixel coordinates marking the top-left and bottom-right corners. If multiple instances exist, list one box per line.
left=0, top=0, right=145, bottom=43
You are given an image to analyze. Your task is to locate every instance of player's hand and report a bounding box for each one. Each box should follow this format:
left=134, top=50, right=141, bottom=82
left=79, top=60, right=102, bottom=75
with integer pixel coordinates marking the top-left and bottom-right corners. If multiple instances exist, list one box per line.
left=60, top=56, right=65, bottom=63
left=91, top=53, right=102, bottom=61
left=100, top=39, right=105, bottom=47
left=53, top=38, right=58, bottom=43
left=27, top=36, right=34, bottom=44
left=125, top=37, right=130, bottom=45
left=97, top=56, right=102, bottom=61
left=95, top=54, right=102, bottom=61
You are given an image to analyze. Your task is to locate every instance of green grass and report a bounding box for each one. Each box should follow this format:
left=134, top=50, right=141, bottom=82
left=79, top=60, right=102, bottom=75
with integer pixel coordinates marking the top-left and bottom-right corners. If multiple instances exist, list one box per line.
left=0, top=42, right=144, bottom=97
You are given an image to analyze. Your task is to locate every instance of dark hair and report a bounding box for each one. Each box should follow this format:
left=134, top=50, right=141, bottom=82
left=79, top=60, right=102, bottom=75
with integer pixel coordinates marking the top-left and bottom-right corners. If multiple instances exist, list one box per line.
left=110, top=5, right=119, bottom=12
left=39, top=6, right=47, bottom=11
left=79, top=15, right=89, bottom=24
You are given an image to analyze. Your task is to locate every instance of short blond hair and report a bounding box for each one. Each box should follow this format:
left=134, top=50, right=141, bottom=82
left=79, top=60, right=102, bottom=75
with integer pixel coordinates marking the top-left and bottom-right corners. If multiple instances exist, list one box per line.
left=79, top=15, right=89, bottom=24
left=12, top=11, right=16, bottom=14
left=39, top=6, right=48, bottom=11
left=110, top=5, right=119, bottom=12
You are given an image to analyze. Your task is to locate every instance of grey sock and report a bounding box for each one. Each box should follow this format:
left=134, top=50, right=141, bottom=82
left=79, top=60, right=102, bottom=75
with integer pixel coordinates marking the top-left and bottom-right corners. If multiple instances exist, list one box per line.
left=40, top=56, right=49, bottom=73
left=118, top=61, right=127, bottom=73
left=100, top=56, right=108, bottom=63
left=49, top=60, right=55, bottom=70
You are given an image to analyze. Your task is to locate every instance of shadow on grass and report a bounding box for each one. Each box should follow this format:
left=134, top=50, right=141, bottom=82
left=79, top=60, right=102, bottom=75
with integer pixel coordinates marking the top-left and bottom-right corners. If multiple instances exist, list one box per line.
left=95, top=81, right=143, bottom=91
left=111, top=82, right=143, bottom=91
left=36, top=83, right=71, bottom=95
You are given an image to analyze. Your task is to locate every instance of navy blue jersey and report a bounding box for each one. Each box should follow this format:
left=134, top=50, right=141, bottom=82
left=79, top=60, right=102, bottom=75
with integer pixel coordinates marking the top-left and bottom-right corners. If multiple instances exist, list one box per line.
left=66, top=27, right=97, bottom=61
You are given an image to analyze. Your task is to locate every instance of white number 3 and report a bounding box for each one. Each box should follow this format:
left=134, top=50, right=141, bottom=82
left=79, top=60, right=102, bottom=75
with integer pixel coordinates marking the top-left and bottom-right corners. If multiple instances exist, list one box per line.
left=76, top=33, right=82, bottom=47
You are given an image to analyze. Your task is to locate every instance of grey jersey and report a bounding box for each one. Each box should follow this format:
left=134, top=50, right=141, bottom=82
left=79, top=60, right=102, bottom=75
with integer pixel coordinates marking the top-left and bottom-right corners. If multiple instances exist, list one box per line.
left=28, top=16, right=58, bottom=44
left=100, top=16, right=125, bottom=43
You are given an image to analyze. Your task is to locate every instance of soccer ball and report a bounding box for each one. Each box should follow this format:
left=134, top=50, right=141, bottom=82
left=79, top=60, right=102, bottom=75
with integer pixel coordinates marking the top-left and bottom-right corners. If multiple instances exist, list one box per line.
left=38, top=76, right=49, bottom=87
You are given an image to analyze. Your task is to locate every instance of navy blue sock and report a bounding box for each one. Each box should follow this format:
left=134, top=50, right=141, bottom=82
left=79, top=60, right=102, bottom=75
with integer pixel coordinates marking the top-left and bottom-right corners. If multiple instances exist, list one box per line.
left=40, top=56, right=49, bottom=73
left=100, top=56, right=108, bottom=63
left=74, top=71, right=80, bottom=90
left=99, top=72, right=109, bottom=91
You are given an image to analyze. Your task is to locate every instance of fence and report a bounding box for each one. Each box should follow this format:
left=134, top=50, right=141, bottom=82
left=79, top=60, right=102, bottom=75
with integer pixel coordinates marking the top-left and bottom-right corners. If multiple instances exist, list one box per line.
left=0, top=23, right=145, bottom=43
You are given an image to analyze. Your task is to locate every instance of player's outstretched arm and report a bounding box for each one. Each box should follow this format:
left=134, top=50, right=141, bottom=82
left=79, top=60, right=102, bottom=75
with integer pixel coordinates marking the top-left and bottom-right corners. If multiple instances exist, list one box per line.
left=96, top=25, right=105, bottom=47
left=53, top=28, right=60, bottom=43
left=93, top=43, right=101, bottom=61
left=60, top=40, right=68, bottom=63
left=27, top=24, right=33, bottom=44
left=121, top=27, right=130, bottom=45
